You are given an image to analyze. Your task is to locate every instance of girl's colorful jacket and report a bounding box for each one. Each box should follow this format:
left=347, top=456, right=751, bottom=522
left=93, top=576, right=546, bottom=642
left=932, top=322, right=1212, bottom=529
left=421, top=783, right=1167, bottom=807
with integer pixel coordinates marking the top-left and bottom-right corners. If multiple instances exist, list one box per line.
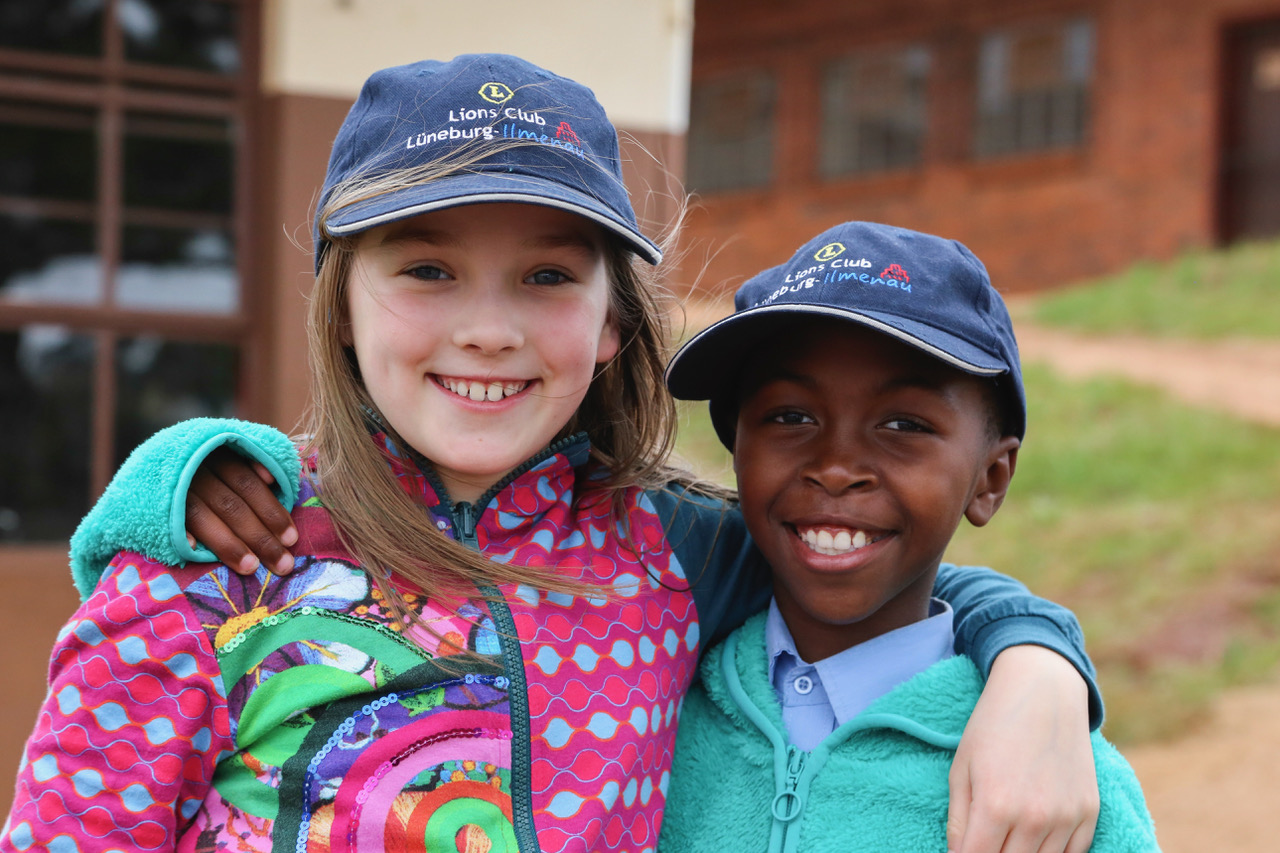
left=2, top=419, right=1098, bottom=853
left=659, top=612, right=1157, bottom=853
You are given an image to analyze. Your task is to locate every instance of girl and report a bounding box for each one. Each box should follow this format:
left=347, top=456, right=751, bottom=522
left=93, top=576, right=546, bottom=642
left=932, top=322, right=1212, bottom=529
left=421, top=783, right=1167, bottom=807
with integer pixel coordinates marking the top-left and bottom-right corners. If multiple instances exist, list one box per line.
left=4, top=55, right=1099, bottom=853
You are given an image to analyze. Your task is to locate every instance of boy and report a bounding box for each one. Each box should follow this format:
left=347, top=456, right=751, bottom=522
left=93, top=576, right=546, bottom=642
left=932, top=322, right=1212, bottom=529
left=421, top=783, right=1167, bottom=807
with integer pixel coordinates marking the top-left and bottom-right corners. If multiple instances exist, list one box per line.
left=659, top=221, right=1157, bottom=851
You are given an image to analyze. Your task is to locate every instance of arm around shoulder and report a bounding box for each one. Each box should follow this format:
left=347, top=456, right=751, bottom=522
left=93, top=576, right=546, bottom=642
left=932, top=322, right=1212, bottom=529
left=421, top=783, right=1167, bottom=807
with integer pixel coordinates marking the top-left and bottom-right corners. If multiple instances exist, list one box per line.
left=934, top=562, right=1103, bottom=728
left=69, top=417, right=298, bottom=599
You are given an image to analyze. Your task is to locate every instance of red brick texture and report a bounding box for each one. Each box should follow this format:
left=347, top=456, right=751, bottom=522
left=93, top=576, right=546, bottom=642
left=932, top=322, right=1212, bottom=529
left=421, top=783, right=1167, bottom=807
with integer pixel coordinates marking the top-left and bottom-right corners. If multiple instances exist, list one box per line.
left=678, top=0, right=1280, bottom=295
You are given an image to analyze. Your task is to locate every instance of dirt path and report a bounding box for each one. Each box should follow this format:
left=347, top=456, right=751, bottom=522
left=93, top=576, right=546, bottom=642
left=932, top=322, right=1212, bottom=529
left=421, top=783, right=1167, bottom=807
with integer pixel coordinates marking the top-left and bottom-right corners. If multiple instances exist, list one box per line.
left=1015, top=323, right=1280, bottom=427
left=1013, top=319, right=1280, bottom=853
left=1121, top=679, right=1280, bottom=852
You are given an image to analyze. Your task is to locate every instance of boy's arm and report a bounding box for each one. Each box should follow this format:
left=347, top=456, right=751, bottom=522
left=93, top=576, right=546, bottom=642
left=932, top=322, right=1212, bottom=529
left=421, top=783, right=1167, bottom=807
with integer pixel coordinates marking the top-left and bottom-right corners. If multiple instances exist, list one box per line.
left=1, top=555, right=233, bottom=851
left=69, top=418, right=300, bottom=599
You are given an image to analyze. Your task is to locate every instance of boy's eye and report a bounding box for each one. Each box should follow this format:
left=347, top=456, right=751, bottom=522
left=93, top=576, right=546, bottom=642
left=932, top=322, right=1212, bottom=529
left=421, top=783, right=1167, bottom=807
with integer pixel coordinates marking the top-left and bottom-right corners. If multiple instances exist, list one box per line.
left=770, top=410, right=814, bottom=426
left=526, top=268, right=572, bottom=285
left=883, top=417, right=931, bottom=433
left=405, top=264, right=450, bottom=281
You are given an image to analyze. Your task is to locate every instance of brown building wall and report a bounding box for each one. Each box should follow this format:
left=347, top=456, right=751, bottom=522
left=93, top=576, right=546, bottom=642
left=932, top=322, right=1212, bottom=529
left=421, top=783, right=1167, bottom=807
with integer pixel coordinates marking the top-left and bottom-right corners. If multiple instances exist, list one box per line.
left=682, top=0, right=1280, bottom=296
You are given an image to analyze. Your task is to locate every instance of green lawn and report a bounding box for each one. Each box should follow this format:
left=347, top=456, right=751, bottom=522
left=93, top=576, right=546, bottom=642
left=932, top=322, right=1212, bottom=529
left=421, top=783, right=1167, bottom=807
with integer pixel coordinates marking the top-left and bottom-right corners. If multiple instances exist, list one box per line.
left=1030, top=239, right=1280, bottom=339
left=672, top=362, right=1280, bottom=745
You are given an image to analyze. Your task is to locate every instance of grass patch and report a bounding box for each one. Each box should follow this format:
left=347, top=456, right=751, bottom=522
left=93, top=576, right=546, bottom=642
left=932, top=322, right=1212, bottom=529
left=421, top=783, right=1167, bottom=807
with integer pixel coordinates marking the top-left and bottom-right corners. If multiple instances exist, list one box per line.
left=673, top=361, right=1280, bottom=745
left=671, top=399, right=734, bottom=486
left=946, top=364, right=1280, bottom=743
left=1030, top=239, right=1280, bottom=339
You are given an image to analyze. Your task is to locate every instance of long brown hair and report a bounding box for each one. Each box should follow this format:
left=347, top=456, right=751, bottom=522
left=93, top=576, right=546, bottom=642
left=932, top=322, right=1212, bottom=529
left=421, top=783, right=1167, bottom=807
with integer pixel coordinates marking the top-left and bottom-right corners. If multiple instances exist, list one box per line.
left=297, top=147, right=704, bottom=627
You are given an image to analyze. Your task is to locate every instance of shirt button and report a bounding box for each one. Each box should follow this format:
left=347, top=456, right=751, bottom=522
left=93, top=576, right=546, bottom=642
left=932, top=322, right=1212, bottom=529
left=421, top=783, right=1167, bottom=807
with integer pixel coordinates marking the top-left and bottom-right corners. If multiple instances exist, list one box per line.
left=793, top=675, right=814, bottom=695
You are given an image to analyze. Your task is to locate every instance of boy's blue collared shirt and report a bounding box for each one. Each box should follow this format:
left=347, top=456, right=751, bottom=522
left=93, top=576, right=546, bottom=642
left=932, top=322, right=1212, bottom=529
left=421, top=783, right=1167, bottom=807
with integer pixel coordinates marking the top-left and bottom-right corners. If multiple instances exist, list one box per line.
left=766, top=597, right=956, bottom=750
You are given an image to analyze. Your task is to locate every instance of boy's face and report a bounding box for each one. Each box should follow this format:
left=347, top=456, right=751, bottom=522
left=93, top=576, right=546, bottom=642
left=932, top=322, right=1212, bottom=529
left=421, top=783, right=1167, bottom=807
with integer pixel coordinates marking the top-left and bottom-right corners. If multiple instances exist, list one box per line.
left=732, top=319, right=1019, bottom=663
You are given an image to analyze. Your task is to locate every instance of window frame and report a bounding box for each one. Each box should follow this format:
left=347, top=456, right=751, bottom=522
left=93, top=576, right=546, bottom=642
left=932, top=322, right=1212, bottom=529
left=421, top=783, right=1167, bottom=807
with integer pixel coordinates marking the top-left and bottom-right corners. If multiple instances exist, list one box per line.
left=973, top=17, right=1096, bottom=159
left=0, top=0, right=260, bottom=519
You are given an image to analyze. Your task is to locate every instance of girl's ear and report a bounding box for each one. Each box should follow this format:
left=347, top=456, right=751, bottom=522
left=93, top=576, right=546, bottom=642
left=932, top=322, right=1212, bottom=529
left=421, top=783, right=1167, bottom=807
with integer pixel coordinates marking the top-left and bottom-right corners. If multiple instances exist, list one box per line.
left=964, top=437, right=1020, bottom=527
left=596, top=317, right=621, bottom=365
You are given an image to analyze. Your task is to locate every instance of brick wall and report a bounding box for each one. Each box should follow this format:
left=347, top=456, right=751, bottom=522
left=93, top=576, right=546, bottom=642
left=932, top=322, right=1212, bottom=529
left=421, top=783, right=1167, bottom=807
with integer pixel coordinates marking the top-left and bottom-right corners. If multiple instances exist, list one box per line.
left=680, top=0, right=1280, bottom=295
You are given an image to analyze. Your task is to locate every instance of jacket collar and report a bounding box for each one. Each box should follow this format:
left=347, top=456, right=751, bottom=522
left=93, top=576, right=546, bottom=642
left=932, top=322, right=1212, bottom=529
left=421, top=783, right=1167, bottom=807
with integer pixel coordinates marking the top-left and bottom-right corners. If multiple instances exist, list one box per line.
left=375, top=429, right=594, bottom=539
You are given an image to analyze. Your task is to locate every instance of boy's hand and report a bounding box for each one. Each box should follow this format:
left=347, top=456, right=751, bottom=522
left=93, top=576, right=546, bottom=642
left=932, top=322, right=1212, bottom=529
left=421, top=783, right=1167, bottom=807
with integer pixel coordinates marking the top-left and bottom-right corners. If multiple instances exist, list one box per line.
left=947, top=645, right=1099, bottom=853
left=185, top=447, right=298, bottom=575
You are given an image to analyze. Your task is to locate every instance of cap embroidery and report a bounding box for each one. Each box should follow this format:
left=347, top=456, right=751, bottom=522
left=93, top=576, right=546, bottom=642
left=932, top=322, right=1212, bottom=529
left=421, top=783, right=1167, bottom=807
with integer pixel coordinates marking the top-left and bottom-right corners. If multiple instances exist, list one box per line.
left=554, top=121, right=580, bottom=144
left=881, top=263, right=911, bottom=284
left=479, top=82, right=514, bottom=104
left=813, top=242, right=846, bottom=262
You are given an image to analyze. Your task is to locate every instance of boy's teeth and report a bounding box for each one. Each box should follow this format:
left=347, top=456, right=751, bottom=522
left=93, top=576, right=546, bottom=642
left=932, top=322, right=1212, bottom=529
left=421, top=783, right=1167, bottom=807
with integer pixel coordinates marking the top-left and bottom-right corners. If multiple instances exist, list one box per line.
left=800, top=527, right=872, bottom=555
left=441, top=378, right=525, bottom=402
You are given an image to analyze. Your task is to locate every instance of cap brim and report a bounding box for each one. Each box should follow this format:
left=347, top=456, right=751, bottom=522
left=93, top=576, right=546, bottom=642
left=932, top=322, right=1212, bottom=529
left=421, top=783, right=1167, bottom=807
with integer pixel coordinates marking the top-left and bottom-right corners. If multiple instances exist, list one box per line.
left=324, top=170, right=662, bottom=265
left=665, top=303, right=1008, bottom=401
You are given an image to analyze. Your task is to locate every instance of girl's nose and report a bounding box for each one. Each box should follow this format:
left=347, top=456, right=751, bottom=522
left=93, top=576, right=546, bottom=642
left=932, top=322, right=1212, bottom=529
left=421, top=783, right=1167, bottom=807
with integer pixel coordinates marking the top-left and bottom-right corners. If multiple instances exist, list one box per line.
left=450, top=284, right=525, bottom=354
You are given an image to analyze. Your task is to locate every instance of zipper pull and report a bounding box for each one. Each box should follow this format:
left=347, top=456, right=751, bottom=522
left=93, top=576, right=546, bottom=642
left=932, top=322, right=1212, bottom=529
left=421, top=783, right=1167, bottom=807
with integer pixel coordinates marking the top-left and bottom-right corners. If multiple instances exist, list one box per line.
left=772, top=746, right=806, bottom=824
left=455, top=501, right=479, bottom=549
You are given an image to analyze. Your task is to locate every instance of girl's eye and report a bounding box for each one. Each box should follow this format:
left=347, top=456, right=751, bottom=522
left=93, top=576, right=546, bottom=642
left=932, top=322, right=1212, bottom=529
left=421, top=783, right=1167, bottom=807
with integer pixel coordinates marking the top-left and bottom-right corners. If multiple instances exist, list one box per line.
left=405, top=264, right=450, bottom=281
left=527, top=268, right=572, bottom=286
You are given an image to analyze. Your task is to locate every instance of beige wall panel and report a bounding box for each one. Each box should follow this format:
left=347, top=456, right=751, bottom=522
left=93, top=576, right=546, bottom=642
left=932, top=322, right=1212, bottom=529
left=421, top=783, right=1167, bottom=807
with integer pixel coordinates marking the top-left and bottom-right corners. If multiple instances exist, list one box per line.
left=264, top=0, right=693, bottom=133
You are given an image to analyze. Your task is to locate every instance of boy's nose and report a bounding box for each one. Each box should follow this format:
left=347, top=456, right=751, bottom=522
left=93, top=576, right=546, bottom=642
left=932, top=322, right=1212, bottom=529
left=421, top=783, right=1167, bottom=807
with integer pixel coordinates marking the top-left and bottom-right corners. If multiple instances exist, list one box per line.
left=804, top=436, right=877, bottom=495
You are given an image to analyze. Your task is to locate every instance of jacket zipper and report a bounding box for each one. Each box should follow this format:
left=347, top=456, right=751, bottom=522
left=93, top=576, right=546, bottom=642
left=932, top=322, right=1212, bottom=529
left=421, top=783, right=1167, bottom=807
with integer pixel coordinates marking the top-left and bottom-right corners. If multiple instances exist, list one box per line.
left=775, top=745, right=808, bottom=853
left=412, top=433, right=586, bottom=853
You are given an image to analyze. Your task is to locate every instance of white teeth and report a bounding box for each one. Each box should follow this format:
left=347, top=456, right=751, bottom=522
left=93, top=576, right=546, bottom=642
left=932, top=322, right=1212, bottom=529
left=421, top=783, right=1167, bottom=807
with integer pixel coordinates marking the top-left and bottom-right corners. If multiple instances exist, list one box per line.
left=439, top=377, right=526, bottom=402
left=799, top=527, right=875, bottom=556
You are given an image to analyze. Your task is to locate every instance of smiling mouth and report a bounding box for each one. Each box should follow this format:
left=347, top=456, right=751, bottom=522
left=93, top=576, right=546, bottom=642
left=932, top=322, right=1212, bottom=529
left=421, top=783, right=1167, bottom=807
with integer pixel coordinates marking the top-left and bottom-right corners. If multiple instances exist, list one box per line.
left=435, top=376, right=528, bottom=402
left=795, top=525, right=888, bottom=556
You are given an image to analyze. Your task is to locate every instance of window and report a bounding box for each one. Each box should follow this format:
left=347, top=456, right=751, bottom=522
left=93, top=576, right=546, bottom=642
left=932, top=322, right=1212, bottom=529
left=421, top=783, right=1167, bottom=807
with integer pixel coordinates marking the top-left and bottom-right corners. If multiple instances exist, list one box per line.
left=975, top=19, right=1094, bottom=157
left=0, top=0, right=255, bottom=543
left=820, top=46, right=930, bottom=177
left=687, top=70, right=777, bottom=193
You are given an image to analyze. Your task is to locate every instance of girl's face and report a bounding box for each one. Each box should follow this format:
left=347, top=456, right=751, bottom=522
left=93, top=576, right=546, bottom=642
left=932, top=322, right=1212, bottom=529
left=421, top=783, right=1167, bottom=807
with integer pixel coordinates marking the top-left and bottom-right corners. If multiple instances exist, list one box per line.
left=346, top=203, right=619, bottom=503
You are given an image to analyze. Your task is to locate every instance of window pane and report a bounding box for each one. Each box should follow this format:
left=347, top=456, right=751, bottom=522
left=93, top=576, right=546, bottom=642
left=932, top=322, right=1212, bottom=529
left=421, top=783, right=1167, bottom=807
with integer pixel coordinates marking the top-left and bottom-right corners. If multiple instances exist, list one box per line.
left=0, top=100, right=97, bottom=202
left=975, top=19, right=1095, bottom=157
left=0, top=327, right=93, bottom=543
left=821, top=47, right=930, bottom=177
left=117, top=225, right=238, bottom=314
left=0, top=1, right=104, bottom=57
left=687, top=71, right=777, bottom=193
left=124, top=113, right=234, bottom=214
left=114, top=337, right=238, bottom=466
left=0, top=215, right=101, bottom=306
left=119, top=0, right=240, bottom=75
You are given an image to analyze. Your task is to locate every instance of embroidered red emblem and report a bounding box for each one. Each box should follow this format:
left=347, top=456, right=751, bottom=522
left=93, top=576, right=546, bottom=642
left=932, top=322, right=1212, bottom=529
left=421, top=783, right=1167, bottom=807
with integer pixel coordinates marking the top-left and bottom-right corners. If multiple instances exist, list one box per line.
left=881, top=263, right=910, bottom=283
left=555, top=122, right=580, bottom=144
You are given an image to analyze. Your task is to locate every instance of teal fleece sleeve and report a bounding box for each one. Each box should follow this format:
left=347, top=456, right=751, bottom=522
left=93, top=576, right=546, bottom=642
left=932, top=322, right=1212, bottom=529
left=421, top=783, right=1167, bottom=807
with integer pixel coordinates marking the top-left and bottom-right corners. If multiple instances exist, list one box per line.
left=68, top=418, right=300, bottom=599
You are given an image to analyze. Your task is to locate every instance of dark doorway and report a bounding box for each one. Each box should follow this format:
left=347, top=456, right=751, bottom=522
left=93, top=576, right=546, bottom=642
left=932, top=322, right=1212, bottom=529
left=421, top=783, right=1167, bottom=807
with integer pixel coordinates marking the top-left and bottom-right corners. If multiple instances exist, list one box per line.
left=1220, top=19, right=1280, bottom=242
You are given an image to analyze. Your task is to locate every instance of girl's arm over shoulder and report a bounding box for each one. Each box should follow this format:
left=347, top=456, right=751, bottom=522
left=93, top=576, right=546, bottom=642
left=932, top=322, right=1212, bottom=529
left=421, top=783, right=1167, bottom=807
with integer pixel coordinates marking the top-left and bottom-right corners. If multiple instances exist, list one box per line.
left=935, top=563, right=1103, bottom=853
left=2, top=554, right=233, bottom=852
left=69, top=417, right=300, bottom=599
left=934, top=562, right=1101, bottom=724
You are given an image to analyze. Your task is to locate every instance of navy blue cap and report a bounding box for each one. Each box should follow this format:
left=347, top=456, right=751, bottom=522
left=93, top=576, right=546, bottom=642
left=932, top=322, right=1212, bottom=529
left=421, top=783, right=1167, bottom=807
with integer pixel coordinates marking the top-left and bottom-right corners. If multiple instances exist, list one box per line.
left=313, top=54, right=661, bottom=270
left=665, top=221, right=1026, bottom=445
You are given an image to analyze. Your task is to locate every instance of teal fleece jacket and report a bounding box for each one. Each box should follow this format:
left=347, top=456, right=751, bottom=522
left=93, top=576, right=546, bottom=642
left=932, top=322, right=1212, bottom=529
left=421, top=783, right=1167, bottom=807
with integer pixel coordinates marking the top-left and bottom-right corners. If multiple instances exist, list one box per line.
left=68, top=418, right=300, bottom=599
left=660, top=612, right=1158, bottom=853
